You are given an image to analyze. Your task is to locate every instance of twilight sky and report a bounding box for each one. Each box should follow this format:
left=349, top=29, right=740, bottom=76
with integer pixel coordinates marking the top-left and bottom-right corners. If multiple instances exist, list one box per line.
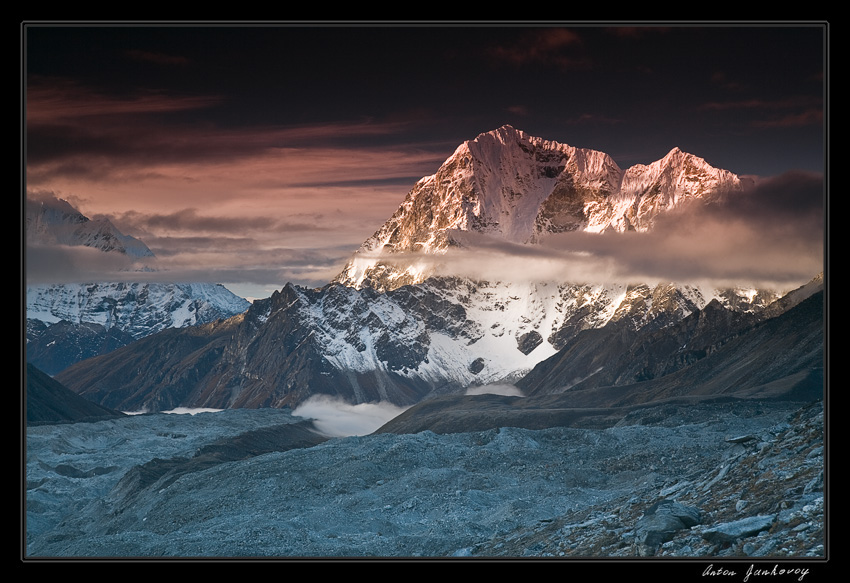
left=24, top=22, right=827, bottom=300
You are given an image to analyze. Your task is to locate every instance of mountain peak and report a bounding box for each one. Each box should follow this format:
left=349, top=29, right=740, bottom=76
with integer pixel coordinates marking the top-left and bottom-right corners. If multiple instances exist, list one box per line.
left=335, top=128, right=742, bottom=291
left=26, top=193, right=155, bottom=260
left=477, top=124, right=523, bottom=140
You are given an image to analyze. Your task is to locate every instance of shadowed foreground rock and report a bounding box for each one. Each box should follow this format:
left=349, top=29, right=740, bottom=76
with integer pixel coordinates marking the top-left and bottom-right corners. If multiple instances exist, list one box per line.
left=26, top=363, right=126, bottom=425
left=634, top=500, right=702, bottom=556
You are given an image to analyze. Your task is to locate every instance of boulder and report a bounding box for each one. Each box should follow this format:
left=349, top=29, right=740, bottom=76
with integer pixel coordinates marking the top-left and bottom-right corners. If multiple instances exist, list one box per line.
left=701, top=514, right=776, bottom=544
left=634, top=500, right=701, bottom=555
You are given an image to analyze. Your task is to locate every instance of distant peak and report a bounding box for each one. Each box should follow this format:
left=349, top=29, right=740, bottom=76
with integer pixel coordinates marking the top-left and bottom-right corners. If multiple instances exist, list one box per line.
left=492, top=123, right=519, bottom=134
left=334, top=126, right=743, bottom=291
left=655, top=146, right=713, bottom=168
left=473, top=124, right=524, bottom=143
left=660, top=147, right=692, bottom=161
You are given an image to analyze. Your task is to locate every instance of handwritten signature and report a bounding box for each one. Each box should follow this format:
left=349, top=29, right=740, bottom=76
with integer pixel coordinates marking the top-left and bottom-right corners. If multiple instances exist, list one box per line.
left=703, top=564, right=811, bottom=581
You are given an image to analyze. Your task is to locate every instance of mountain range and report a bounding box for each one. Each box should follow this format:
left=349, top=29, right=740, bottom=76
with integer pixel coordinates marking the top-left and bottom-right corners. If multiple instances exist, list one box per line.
left=45, top=126, right=824, bottom=415
left=334, top=125, right=747, bottom=291
left=25, top=195, right=251, bottom=375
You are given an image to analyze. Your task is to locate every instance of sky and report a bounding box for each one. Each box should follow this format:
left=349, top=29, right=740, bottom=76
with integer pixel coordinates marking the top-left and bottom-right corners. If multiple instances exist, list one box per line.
left=23, top=22, right=828, bottom=300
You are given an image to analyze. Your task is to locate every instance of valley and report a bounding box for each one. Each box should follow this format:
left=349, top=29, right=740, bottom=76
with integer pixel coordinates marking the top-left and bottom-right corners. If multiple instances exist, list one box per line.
left=24, top=126, right=826, bottom=563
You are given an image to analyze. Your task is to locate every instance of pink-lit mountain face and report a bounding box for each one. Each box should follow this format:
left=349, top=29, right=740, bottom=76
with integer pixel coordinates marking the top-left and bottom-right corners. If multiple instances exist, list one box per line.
left=335, top=125, right=743, bottom=292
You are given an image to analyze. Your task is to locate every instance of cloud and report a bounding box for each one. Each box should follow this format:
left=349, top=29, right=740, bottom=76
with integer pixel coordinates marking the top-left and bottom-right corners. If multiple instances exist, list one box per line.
left=487, top=28, right=590, bottom=70
left=292, top=395, right=409, bottom=437
left=124, top=49, right=191, bottom=66
left=550, top=171, right=825, bottom=288
left=25, top=244, right=151, bottom=285
left=361, top=170, right=824, bottom=290
left=27, top=76, right=443, bottom=183
left=697, top=96, right=823, bottom=130
left=750, top=109, right=824, bottom=129
left=27, top=168, right=823, bottom=295
left=144, top=244, right=349, bottom=289
left=25, top=79, right=454, bottom=291
left=698, top=96, right=822, bottom=112
left=109, top=208, right=282, bottom=235
left=25, top=194, right=355, bottom=290
left=26, top=76, right=222, bottom=125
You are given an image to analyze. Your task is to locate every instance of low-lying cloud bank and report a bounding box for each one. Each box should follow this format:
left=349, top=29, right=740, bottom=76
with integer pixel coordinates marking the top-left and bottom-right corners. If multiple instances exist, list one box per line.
left=292, top=396, right=410, bottom=437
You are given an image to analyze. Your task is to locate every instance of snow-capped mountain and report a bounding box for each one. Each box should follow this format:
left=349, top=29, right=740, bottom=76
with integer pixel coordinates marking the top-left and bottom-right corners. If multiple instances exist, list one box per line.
left=25, top=195, right=251, bottom=375
left=335, top=125, right=743, bottom=292
left=26, top=195, right=155, bottom=260
left=52, top=271, right=818, bottom=413
left=27, top=282, right=250, bottom=339
left=299, top=277, right=789, bottom=393
left=51, top=127, right=819, bottom=412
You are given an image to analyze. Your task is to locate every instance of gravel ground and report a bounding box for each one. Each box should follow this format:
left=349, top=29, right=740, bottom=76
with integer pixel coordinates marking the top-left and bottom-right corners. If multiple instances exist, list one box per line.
left=24, top=399, right=826, bottom=566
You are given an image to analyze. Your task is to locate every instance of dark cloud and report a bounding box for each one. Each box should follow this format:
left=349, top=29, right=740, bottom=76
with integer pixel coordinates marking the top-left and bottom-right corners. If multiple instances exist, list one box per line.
left=150, top=242, right=349, bottom=288
left=486, top=27, right=590, bottom=70
left=109, top=209, right=281, bottom=235
left=26, top=76, right=222, bottom=124
left=709, top=170, right=824, bottom=228
left=549, top=171, right=825, bottom=287
left=697, top=96, right=823, bottom=131
left=124, top=49, right=191, bottom=66
left=26, top=76, right=444, bottom=190
left=25, top=244, right=150, bottom=285
left=23, top=24, right=826, bottom=298
left=25, top=242, right=348, bottom=290
left=751, top=110, right=824, bottom=129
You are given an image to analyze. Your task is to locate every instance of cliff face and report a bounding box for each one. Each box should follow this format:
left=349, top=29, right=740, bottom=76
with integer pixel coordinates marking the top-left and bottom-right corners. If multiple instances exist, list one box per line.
left=335, top=125, right=741, bottom=292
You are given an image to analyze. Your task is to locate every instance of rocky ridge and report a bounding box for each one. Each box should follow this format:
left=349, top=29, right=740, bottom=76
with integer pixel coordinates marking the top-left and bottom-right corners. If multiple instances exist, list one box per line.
left=52, top=274, right=792, bottom=413
left=335, top=125, right=743, bottom=292
left=47, top=126, right=811, bottom=414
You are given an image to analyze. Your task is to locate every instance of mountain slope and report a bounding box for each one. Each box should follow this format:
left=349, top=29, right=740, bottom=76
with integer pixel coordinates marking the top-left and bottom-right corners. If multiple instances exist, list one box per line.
left=25, top=195, right=250, bottom=375
left=53, top=285, right=437, bottom=412
left=521, top=288, right=825, bottom=407
left=26, top=195, right=154, bottom=259
left=26, top=363, right=126, bottom=425
left=376, top=287, right=824, bottom=435
left=50, top=127, right=811, bottom=412
left=53, top=273, right=790, bottom=413
left=335, top=125, right=742, bottom=292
